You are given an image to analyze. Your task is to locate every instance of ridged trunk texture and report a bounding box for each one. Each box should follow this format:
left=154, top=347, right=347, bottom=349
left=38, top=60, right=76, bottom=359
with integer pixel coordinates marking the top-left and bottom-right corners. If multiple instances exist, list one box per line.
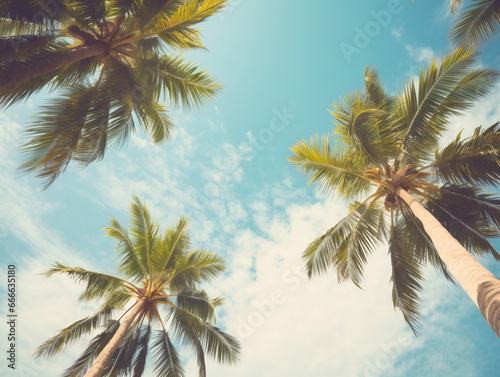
left=0, top=43, right=107, bottom=92
left=397, top=188, right=500, bottom=337
left=83, top=299, right=146, bottom=377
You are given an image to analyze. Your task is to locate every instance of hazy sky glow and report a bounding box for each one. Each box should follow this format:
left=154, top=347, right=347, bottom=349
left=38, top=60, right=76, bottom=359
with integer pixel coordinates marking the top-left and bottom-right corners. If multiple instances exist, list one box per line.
left=1, top=1, right=500, bottom=376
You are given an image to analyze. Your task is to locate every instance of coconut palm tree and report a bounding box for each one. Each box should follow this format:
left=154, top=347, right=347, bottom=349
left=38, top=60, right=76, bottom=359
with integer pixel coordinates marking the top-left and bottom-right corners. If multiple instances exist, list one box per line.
left=449, top=0, right=500, bottom=47
left=0, top=0, right=225, bottom=187
left=289, top=48, right=500, bottom=336
left=34, top=196, right=241, bottom=377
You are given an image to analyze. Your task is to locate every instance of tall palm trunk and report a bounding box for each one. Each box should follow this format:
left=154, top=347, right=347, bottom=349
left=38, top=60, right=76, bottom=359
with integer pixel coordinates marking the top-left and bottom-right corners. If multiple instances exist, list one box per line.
left=397, top=188, right=500, bottom=337
left=0, top=43, right=107, bottom=92
left=84, top=299, right=146, bottom=377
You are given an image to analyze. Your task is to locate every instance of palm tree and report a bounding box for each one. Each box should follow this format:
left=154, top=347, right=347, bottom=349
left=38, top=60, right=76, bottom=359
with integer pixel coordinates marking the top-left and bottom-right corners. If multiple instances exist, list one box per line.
left=34, top=196, right=241, bottom=377
left=289, top=48, right=500, bottom=336
left=0, top=0, right=225, bottom=187
left=449, top=0, right=500, bottom=47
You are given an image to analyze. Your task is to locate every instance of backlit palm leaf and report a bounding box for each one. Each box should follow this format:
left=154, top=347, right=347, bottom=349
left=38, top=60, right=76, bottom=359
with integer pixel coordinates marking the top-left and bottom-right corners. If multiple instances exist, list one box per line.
left=432, top=122, right=500, bottom=186
left=450, top=0, right=500, bottom=48
left=289, top=135, right=372, bottom=200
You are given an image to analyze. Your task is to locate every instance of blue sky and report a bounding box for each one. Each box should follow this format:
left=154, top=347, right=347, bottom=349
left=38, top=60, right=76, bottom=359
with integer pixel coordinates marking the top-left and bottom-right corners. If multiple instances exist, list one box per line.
left=1, top=0, right=500, bottom=376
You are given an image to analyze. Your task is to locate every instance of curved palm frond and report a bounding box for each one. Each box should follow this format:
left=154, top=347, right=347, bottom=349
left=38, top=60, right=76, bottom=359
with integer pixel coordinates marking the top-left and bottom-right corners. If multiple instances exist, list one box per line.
left=395, top=48, right=498, bottom=165
left=450, top=0, right=500, bottom=48
left=151, top=329, right=185, bottom=377
left=424, top=185, right=500, bottom=259
left=132, top=325, right=151, bottom=377
left=432, top=122, right=500, bottom=186
left=168, top=250, right=226, bottom=291
left=389, top=208, right=425, bottom=335
left=174, top=290, right=217, bottom=323
left=43, top=262, right=134, bottom=301
left=65, top=0, right=108, bottom=28
left=105, top=219, right=149, bottom=283
left=33, top=306, right=116, bottom=359
left=169, top=305, right=241, bottom=365
left=136, top=53, right=221, bottom=109
left=61, top=321, right=121, bottom=377
left=128, top=195, right=160, bottom=277
left=303, top=196, right=386, bottom=286
left=152, top=217, right=190, bottom=277
left=143, top=0, right=227, bottom=50
left=289, top=135, right=373, bottom=200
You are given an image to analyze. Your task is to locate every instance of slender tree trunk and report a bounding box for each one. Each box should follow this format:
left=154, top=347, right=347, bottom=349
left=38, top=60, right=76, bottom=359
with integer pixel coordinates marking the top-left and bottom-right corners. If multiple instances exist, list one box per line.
left=83, top=299, right=146, bottom=377
left=0, top=43, right=107, bottom=92
left=397, top=187, right=500, bottom=337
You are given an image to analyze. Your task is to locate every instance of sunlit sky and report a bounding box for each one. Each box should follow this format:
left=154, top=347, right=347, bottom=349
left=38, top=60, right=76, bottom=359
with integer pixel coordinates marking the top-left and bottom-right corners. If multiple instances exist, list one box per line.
left=1, top=0, right=500, bottom=376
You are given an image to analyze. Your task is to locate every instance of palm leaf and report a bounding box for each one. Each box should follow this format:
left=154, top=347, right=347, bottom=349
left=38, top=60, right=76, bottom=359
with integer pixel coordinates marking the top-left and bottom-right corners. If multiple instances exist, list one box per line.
left=450, top=0, right=500, bottom=47
left=424, top=185, right=500, bottom=259
left=169, top=305, right=241, bottom=365
left=303, top=197, right=386, bottom=286
left=151, top=329, right=185, bottom=377
left=105, top=217, right=149, bottom=282
left=168, top=250, right=226, bottom=291
left=61, top=321, right=121, bottom=377
left=389, top=208, right=424, bottom=335
left=432, top=122, right=500, bottom=186
left=289, top=135, right=373, bottom=200
left=395, top=48, right=498, bottom=165
left=43, top=262, right=133, bottom=301
left=152, top=217, right=190, bottom=277
left=33, top=306, right=115, bottom=359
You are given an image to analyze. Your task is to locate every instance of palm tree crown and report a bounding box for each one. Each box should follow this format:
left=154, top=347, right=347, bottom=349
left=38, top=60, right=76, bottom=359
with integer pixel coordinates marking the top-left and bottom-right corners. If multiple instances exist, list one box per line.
left=34, top=196, right=240, bottom=377
left=289, top=48, right=500, bottom=333
left=0, top=0, right=225, bottom=187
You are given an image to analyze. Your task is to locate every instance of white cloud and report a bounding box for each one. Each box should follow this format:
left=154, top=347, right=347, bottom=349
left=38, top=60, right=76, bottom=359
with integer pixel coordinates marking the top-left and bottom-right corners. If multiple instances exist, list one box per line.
left=391, top=26, right=403, bottom=40
left=405, top=44, right=435, bottom=64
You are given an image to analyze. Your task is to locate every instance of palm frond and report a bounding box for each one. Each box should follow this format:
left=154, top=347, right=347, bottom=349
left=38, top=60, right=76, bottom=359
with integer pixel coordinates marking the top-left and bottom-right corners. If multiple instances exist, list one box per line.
left=61, top=321, right=121, bottom=377
left=168, top=250, right=226, bottom=291
left=424, top=185, right=500, bottom=259
left=289, top=135, right=374, bottom=200
left=43, top=262, right=132, bottom=301
left=175, top=290, right=217, bottom=323
left=65, top=0, right=107, bottom=28
left=450, top=0, right=500, bottom=48
left=151, top=329, right=185, bottom=377
left=395, top=48, right=498, bottom=165
left=136, top=54, right=221, bottom=109
left=389, top=208, right=424, bottom=335
left=303, top=196, right=386, bottom=286
left=169, top=305, right=241, bottom=365
left=18, top=83, right=103, bottom=188
left=146, top=0, right=227, bottom=50
left=105, top=217, right=149, bottom=282
left=432, top=122, right=500, bottom=186
left=128, top=195, right=160, bottom=277
left=132, top=325, right=151, bottom=377
left=33, top=306, right=115, bottom=359
left=152, top=217, right=190, bottom=277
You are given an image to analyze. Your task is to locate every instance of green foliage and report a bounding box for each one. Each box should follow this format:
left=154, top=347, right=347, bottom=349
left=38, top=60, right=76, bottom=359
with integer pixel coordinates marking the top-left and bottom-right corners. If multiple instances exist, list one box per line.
left=450, top=0, right=500, bottom=48
left=37, top=197, right=240, bottom=376
left=289, top=49, right=500, bottom=333
left=1, top=0, right=224, bottom=188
